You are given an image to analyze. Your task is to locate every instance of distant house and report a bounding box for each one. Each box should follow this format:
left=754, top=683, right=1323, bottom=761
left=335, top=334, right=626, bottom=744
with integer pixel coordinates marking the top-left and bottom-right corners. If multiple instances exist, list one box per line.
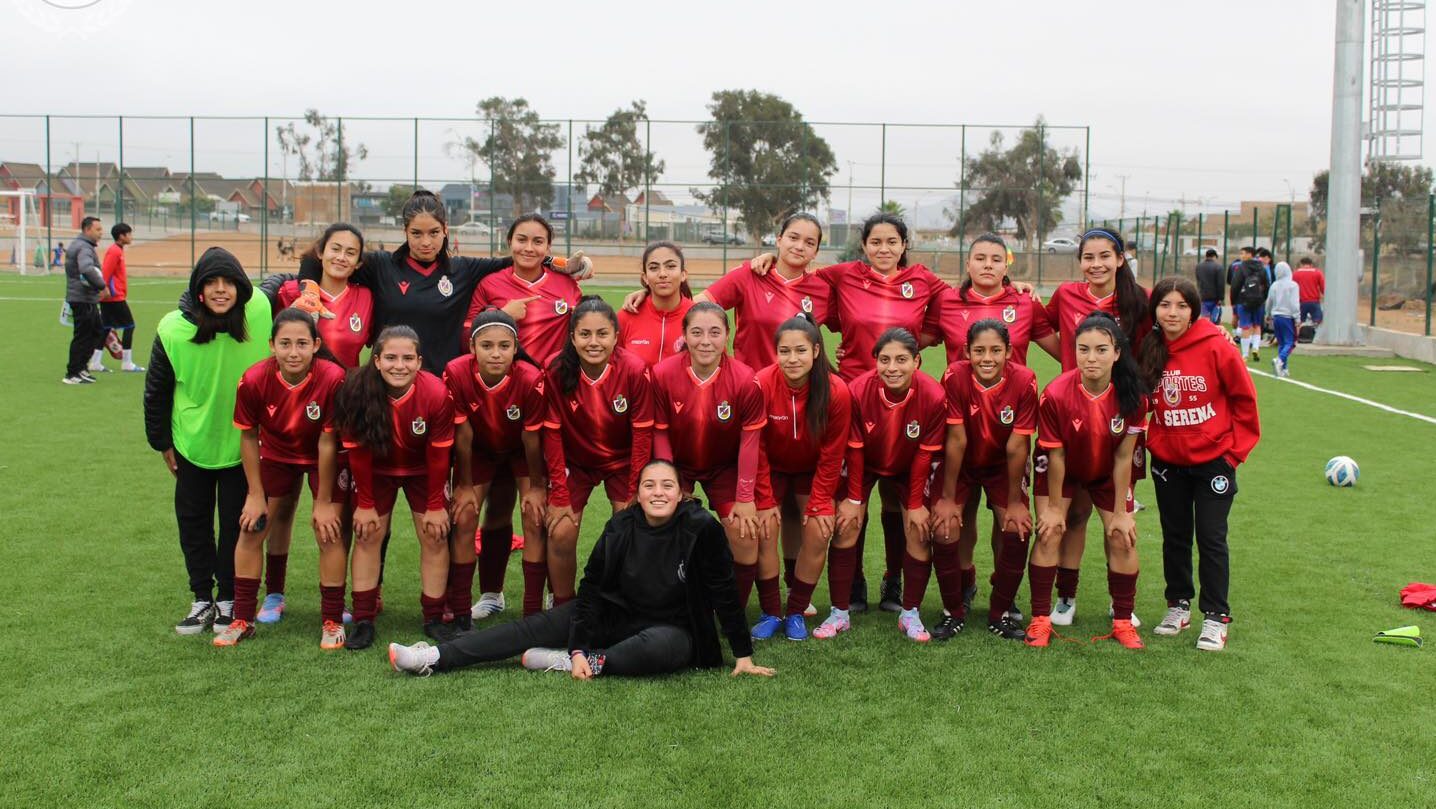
left=0, top=161, right=85, bottom=228
left=350, top=190, right=388, bottom=226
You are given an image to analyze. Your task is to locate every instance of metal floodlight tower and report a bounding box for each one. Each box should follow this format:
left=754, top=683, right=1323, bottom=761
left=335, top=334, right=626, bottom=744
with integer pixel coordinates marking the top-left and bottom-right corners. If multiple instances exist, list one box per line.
left=1368, top=0, right=1426, bottom=162
left=1323, top=0, right=1367, bottom=345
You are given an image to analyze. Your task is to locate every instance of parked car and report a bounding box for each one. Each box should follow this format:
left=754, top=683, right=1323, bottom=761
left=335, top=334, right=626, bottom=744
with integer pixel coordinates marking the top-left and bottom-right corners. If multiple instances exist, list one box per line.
left=702, top=232, right=745, bottom=245
left=454, top=221, right=493, bottom=236
left=208, top=210, right=251, bottom=223
left=760, top=234, right=776, bottom=247
left=1042, top=237, right=1077, bottom=254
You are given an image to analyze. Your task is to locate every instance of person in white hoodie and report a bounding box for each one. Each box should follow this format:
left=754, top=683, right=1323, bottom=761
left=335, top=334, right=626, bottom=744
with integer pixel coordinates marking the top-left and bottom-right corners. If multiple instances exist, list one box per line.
left=1266, top=262, right=1300, bottom=378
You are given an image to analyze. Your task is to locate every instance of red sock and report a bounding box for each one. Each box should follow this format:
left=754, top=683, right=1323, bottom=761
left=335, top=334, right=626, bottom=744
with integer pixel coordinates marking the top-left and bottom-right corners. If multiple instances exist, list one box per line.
left=756, top=576, right=782, bottom=617
left=319, top=584, right=345, bottom=624
left=233, top=576, right=260, bottom=622
left=880, top=512, right=905, bottom=577
left=989, top=532, right=1029, bottom=621
left=900, top=551, right=932, bottom=610
left=264, top=553, right=288, bottom=595
left=1108, top=569, right=1138, bottom=620
left=522, top=561, right=547, bottom=616
left=782, top=557, right=797, bottom=589
left=786, top=576, right=817, bottom=617
left=351, top=587, right=378, bottom=622
left=420, top=592, right=446, bottom=623
left=854, top=516, right=868, bottom=583
left=931, top=542, right=965, bottom=615
left=733, top=562, right=758, bottom=609
left=1029, top=563, right=1057, bottom=617
left=446, top=561, right=476, bottom=619
left=1056, top=566, right=1080, bottom=599
left=552, top=594, right=573, bottom=607
left=827, top=546, right=858, bottom=610
left=477, top=524, right=513, bottom=593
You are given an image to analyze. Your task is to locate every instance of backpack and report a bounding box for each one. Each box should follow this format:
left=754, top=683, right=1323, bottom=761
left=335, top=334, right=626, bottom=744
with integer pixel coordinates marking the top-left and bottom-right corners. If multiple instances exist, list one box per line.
left=1238, top=264, right=1267, bottom=306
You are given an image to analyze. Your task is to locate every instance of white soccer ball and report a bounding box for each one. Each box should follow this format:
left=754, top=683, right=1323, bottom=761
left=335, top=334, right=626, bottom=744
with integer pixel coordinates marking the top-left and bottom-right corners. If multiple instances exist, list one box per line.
left=1324, top=456, right=1359, bottom=487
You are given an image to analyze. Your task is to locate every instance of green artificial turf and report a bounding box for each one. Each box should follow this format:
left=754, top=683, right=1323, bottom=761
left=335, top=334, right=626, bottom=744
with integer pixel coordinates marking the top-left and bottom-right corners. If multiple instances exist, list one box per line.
left=1, top=273, right=1433, bottom=808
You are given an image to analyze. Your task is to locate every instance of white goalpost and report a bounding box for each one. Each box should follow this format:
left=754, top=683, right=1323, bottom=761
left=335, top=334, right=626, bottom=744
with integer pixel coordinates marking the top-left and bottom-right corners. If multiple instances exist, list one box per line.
left=1, top=189, right=45, bottom=275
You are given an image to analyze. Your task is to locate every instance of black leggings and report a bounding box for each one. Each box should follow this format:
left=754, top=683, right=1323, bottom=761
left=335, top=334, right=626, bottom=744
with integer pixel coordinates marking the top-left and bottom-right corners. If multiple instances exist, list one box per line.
left=436, top=600, right=694, bottom=677
left=174, top=453, right=247, bottom=602
left=1150, top=455, right=1236, bottom=618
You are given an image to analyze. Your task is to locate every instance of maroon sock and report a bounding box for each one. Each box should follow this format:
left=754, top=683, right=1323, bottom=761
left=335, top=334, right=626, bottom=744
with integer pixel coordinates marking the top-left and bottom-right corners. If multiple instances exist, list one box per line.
left=552, top=594, right=573, bottom=607
left=828, top=546, right=858, bottom=610
left=785, top=576, right=818, bottom=617
left=854, top=516, right=868, bottom=583
left=319, top=584, right=345, bottom=624
left=962, top=565, right=977, bottom=596
left=233, top=576, right=260, bottom=622
left=989, top=532, right=1029, bottom=621
left=477, top=524, right=514, bottom=593
left=900, top=551, right=932, bottom=610
left=1056, top=566, right=1080, bottom=599
left=782, top=557, right=797, bottom=589
left=880, top=512, right=905, bottom=577
left=445, top=561, right=476, bottom=620
left=756, top=576, right=782, bottom=617
left=733, top=562, right=759, bottom=609
left=931, top=542, right=965, bottom=615
left=420, top=592, right=446, bottom=623
left=522, top=561, right=547, bottom=616
left=264, top=553, right=288, bottom=595
left=1029, top=563, right=1057, bottom=617
left=1108, top=569, right=1138, bottom=620
left=351, top=587, right=378, bottom=623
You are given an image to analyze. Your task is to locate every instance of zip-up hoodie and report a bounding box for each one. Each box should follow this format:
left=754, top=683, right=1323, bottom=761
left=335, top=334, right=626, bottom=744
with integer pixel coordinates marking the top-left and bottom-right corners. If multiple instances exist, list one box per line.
left=1266, top=262, right=1300, bottom=319
left=1147, top=317, right=1260, bottom=468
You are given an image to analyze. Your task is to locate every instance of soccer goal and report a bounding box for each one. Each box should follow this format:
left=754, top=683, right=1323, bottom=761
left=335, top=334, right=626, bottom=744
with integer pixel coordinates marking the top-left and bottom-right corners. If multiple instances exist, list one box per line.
left=0, top=190, right=46, bottom=275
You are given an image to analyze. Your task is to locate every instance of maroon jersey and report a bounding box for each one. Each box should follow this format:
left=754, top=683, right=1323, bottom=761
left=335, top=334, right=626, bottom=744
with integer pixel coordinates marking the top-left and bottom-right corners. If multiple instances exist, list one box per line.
left=466, top=268, right=582, bottom=364
left=444, top=355, right=545, bottom=457
left=233, top=357, right=346, bottom=466
left=341, top=370, right=455, bottom=477
left=847, top=369, right=947, bottom=479
left=276, top=280, right=374, bottom=368
left=941, top=360, right=1038, bottom=469
left=702, top=261, right=834, bottom=369
left=927, top=284, right=1055, bottom=367
left=818, top=261, right=945, bottom=381
left=1037, top=369, right=1147, bottom=484
left=651, top=353, right=766, bottom=480
left=1044, top=282, right=1152, bottom=372
left=543, top=347, right=654, bottom=476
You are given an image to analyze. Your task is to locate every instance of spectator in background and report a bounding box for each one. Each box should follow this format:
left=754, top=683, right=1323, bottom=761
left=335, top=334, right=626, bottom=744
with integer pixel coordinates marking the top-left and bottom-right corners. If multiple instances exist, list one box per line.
left=1226, top=248, right=1251, bottom=330
left=1194, top=249, right=1225, bottom=324
left=100, top=222, right=143, bottom=372
left=1254, top=248, right=1276, bottom=345
left=52, top=241, right=64, bottom=267
left=1126, top=244, right=1141, bottom=281
left=1291, top=257, right=1325, bottom=327
left=1232, top=247, right=1269, bottom=362
left=1266, top=262, right=1299, bottom=378
left=62, top=216, right=106, bottom=385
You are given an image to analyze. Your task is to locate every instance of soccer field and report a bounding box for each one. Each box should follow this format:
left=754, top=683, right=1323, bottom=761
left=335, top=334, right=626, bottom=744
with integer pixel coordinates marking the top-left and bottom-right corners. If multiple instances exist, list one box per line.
left=3, top=273, right=1434, bottom=808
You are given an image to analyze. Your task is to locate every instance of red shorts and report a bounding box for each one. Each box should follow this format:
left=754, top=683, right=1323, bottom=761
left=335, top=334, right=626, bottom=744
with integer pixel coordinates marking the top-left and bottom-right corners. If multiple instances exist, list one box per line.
left=558, top=464, right=632, bottom=512
left=686, top=465, right=777, bottom=518
left=954, top=464, right=1028, bottom=510
left=472, top=453, right=528, bottom=487
left=768, top=470, right=813, bottom=505
left=839, top=470, right=925, bottom=509
left=259, top=458, right=318, bottom=499
left=370, top=473, right=444, bottom=516
left=1131, top=432, right=1148, bottom=481
left=1032, top=465, right=1132, bottom=514
left=334, top=453, right=355, bottom=506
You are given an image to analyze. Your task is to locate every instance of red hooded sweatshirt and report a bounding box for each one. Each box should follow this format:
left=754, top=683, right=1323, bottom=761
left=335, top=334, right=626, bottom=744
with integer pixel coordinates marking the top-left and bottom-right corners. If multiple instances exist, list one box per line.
left=1147, top=318, right=1260, bottom=467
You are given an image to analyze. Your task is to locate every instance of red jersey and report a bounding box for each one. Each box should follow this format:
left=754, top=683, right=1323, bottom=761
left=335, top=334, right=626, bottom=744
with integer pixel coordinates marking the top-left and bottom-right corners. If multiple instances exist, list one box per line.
left=941, top=360, right=1038, bottom=469
left=927, top=284, right=1054, bottom=367
left=543, top=346, right=654, bottom=485
left=847, top=370, right=947, bottom=509
left=1292, top=267, right=1325, bottom=303
left=342, top=370, right=455, bottom=477
left=101, top=244, right=126, bottom=301
left=277, top=280, right=375, bottom=369
left=444, top=355, right=545, bottom=457
left=466, top=268, right=582, bottom=364
left=1037, top=370, right=1146, bottom=484
left=818, top=261, right=945, bottom=381
left=651, top=353, right=766, bottom=479
left=618, top=296, right=693, bottom=367
left=1147, top=318, right=1260, bottom=467
left=702, top=261, right=834, bottom=369
left=233, top=357, right=347, bottom=466
left=1043, top=282, right=1152, bottom=371
left=756, top=364, right=851, bottom=512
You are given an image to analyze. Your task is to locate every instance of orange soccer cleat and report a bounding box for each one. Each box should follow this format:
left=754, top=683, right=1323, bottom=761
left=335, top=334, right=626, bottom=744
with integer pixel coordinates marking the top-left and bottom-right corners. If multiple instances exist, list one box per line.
left=1094, top=618, right=1145, bottom=650
left=1024, top=615, right=1053, bottom=648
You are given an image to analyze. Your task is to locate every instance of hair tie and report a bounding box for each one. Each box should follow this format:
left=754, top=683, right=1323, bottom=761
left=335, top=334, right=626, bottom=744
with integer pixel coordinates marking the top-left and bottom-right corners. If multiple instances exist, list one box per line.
left=1081, top=228, right=1124, bottom=251
left=471, top=321, right=519, bottom=341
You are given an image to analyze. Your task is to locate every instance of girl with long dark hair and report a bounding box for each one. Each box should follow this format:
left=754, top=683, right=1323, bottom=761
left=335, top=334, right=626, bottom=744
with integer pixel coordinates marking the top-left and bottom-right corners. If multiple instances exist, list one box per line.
left=279, top=223, right=373, bottom=368
left=464, top=214, right=583, bottom=365
left=618, top=241, right=695, bottom=366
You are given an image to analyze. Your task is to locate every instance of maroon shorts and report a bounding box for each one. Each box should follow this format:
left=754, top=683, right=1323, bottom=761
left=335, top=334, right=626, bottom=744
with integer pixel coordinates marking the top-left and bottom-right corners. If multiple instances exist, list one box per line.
left=1032, top=465, right=1132, bottom=514
left=954, top=464, right=1028, bottom=510
left=370, top=473, right=444, bottom=516
left=686, top=465, right=777, bottom=518
left=558, top=464, right=632, bottom=512
left=259, top=458, right=318, bottom=500
left=768, top=470, right=813, bottom=505
left=471, top=453, right=528, bottom=487
left=839, top=470, right=924, bottom=509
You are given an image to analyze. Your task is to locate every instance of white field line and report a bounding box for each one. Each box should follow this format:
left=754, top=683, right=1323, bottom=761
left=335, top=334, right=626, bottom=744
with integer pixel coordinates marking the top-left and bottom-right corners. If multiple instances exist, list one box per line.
left=1249, top=367, right=1436, bottom=426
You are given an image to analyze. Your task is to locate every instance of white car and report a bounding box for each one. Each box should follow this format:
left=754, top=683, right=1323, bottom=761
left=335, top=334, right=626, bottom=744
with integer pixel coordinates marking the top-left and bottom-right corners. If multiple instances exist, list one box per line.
left=454, top=221, right=492, bottom=236
left=1042, top=237, right=1077, bottom=254
left=208, top=210, right=251, bottom=223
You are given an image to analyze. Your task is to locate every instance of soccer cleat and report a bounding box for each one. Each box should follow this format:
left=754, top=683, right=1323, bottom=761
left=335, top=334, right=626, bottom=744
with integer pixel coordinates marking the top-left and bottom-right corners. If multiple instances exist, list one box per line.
left=783, top=613, right=808, bottom=641
left=78, top=370, right=97, bottom=383
left=470, top=592, right=506, bottom=620
left=1094, top=618, right=1144, bottom=650
left=849, top=577, right=869, bottom=614
left=213, top=600, right=235, bottom=632
left=1051, top=597, right=1076, bottom=626
left=344, top=619, right=376, bottom=650
left=988, top=615, right=1028, bottom=641
left=319, top=620, right=346, bottom=650
left=878, top=573, right=903, bottom=613
left=389, top=641, right=438, bottom=676
left=1024, top=615, right=1054, bottom=648
left=122, top=363, right=146, bottom=373
left=1272, top=357, right=1283, bottom=377
left=1005, top=604, right=1025, bottom=623
left=1107, top=603, right=1142, bottom=628
left=449, top=614, right=473, bottom=634
left=803, top=602, right=818, bottom=617
left=898, top=608, right=930, bottom=643
left=256, top=592, right=286, bottom=624
left=1251, top=349, right=1261, bottom=363
left=86, top=364, right=111, bottom=373
left=62, top=375, right=85, bottom=385
left=422, top=619, right=456, bottom=643
left=175, top=600, right=216, bottom=635
left=812, top=607, right=852, bottom=639
left=931, top=613, right=964, bottom=641
left=1153, top=601, right=1192, bottom=636
left=751, top=613, right=782, bottom=640
left=1196, top=616, right=1229, bottom=652
left=521, top=647, right=573, bottom=672
left=212, top=619, right=255, bottom=647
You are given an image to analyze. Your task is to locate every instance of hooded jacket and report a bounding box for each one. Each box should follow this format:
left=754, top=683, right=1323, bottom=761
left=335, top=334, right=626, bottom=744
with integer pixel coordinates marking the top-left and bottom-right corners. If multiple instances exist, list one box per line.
left=64, top=233, right=104, bottom=303
left=1146, top=317, right=1260, bottom=468
left=1266, top=262, right=1300, bottom=319
left=143, top=248, right=271, bottom=468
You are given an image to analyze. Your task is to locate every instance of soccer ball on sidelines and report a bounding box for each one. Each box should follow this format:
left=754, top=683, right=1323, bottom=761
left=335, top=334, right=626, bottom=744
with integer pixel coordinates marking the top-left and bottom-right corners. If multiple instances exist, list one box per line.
left=1325, top=456, right=1360, bottom=487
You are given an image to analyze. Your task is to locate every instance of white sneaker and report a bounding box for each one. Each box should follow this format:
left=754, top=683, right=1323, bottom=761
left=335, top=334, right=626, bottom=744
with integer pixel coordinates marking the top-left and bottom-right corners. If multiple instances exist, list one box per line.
left=1196, top=617, right=1228, bottom=652
left=470, top=592, right=506, bottom=620
left=1153, top=602, right=1192, bottom=636
left=1272, top=357, right=1282, bottom=377
left=388, top=641, right=438, bottom=675
left=521, top=647, right=573, bottom=672
left=1108, top=603, right=1142, bottom=628
left=175, top=600, right=216, bottom=635
left=1051, top=597, right=1076, bottom=626
left=213, top=600, right=235, bottom=632
left=897, top=608, right=930, bottom=643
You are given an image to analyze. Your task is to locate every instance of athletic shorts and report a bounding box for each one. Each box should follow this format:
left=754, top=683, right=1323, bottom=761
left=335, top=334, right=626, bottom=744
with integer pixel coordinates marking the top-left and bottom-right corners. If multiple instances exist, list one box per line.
left=1300, top=301, right=1323, bottom=324
left=99, top=300, right=134, bottom=329
left=839, top=470, right=924, bottom=511
left=685, top=465, right=777, bottom=518
left=768, top=470, right=813, bottom=505
left=471, top=453, right=527, bottom=486
left=1032, top=463, right=1133, bottom=514
left=259, top=458, right=318, bottom=499
left=557, top=464, right=632, bottom=512
left=1236, top=304, right=1264, bottom=329
left=370, top=473, right=443, bottom=516
left=954, top=463, right=1028, bottom=510
left=1200, top=301, right=1222, bottom=323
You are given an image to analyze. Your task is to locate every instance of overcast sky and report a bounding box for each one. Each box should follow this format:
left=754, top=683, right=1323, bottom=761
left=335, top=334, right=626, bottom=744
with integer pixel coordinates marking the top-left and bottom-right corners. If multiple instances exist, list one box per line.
left=4, top=0, right=1431, bottom=224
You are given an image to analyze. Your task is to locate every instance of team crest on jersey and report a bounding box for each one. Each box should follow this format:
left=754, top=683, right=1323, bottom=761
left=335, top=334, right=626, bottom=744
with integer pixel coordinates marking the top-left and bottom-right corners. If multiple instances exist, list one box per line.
left=1162, top=378, right=1182, bottom=407
left=613, top=395, right=628, bottom=414
left=900, top=282, right=915, bottom=299
left=505, top=404, right=521, bottom=421
left=800, top=296, right=813, bottom=313
left=349, top=312, right=363, bottom=333
left=555, top=299, right=569, bottom=315
left=1002, top=305, right=1017, bottom=324
left=437, top=276, right=454, bottom=298
left=305, top=401, right=321, bottom=421
left=999, top=405, right=1015, bottom=425
left=412, top=416, right=427, bottom=435
left=1110, top=416, right=1125, bottom=434
left=905, top=420, right=920, bottom=439
left=716, top=401, right=732, bottom=422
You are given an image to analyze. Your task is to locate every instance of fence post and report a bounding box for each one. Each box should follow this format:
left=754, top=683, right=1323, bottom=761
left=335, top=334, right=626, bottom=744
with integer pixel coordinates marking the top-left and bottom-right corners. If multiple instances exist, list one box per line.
left=1196, top=213, right=1204, bottom=263
left=1369, top=201, right=1380, bottom=326
left=488, top=117, right=496, bottom=255
left=1426, top=192, right=1434, bottom=336
left=879, top=123, right=886, bottom=207
left=957, top=125, right=967, bottom=268
left=336, top=117, right=344, bottom=223
left=566, top=118, right=573, bottom=258
left=262, top=116, right=269, bottom=279
left=722, top=120, right=729, bottom=267
left=1082, top=125, right=1091, bottom=228
left=1036, top=122, right=1045, bottom=285
left=117, top=115, right=124, bottom=222
left=412, top=117, right=419, bottom=190
left=45, top=116, right=52, bottom=263
left=1222, top=210, right=1229, bottom=265
left=644, top=117, right=652, bottom=244
left=1251, top=206, right=1258, bottom=250
left=189, top=116, right=196, bottom=269
left=1284, top=202, right=1293, bottom=262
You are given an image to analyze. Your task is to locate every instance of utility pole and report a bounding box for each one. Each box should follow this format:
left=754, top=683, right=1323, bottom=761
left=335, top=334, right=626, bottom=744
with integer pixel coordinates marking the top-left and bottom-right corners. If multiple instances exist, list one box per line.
left=1320, top=0, right=1364, bottom=345
left=1116, top=173, right=1130, bottom=219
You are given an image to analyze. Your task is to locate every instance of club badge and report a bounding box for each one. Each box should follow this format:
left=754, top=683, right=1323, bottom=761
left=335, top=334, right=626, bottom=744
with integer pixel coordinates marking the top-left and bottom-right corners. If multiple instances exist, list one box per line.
left=999, top=405, right=1014, bottom=425
left=716, top=401, right=732, bottom=422
left=1110, top=415, right=1125, bottom=434
left=349, top=312, right=363, bottom=333
left=437, top=276, right=453, bottom=297
left=900, top=282, right=914, bottom=299
left=337, top=468, right=351, bottom=492
left=905, top=420, right=920, bottom=439
left=412, top=416, right=427, bottom=435
left=305, top=401, right=321, bottom=421
left=555, top=298, right=569, bottom=315
left=1002, top=305, right=1017, bottom=324
left=613, top=395, right=628, bottom=414
left=506, top=404, right=521, bottom=421
left=800, top=296, right=813, bottom=313
left=1163, top=378, right=1182, bottom=407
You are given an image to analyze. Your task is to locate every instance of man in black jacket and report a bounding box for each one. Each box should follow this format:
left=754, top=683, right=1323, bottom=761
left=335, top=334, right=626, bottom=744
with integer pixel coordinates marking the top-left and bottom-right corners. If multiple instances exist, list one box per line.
left=62, top=216, right=106, bottom=384
left=1194, top=249, right=1225, bottom=323
left=1232, top=248, right=1269, bottom=361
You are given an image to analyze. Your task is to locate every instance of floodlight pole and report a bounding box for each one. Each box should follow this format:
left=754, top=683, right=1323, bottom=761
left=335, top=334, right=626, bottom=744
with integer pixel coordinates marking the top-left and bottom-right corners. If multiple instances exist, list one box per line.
left=1320, top=0, right=1364, bottom=345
